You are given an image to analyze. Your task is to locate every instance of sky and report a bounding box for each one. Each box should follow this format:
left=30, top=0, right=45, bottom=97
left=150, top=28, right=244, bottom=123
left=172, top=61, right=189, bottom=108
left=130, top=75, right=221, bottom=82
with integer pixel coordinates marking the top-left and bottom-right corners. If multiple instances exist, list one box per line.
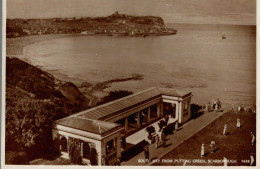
left=6, top=0, right=256, bottom=25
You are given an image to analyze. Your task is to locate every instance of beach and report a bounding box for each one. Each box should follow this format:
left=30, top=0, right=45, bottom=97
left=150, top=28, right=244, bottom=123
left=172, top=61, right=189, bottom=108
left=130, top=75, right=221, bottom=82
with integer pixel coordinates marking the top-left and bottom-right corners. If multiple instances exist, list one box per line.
left=6, top=23, right=256, bottom=108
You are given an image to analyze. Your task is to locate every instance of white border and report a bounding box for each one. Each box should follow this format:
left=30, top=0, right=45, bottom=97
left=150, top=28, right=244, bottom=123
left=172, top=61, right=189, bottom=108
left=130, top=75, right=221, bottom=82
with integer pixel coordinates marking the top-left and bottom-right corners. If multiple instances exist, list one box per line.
left=1, top=0, right=6, bottom=168
left=1, top=0, right=259, bottom=169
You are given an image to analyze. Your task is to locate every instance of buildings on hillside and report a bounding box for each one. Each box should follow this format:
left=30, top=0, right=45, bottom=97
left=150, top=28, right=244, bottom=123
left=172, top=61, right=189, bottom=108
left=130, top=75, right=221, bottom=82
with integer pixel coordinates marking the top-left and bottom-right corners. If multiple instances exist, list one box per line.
left=52, top=87, right=192, bottom=165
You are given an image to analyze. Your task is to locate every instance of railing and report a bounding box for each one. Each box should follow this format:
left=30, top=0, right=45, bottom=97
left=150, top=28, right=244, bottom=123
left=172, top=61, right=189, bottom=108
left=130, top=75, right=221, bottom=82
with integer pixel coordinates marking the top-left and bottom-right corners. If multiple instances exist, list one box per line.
left=106, top=152, right=117, bottom=165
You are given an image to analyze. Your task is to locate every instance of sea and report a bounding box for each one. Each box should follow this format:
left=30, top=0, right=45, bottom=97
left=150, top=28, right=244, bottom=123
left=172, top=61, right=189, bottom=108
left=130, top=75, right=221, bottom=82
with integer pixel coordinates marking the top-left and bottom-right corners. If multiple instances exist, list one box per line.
left=23, top=23, right=256, bottom=107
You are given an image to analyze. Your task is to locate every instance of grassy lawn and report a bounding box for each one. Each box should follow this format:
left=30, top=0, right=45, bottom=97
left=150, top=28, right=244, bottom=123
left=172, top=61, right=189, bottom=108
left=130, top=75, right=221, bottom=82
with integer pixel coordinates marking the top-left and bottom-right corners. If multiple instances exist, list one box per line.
left=153, top=111, right=256, bottom=166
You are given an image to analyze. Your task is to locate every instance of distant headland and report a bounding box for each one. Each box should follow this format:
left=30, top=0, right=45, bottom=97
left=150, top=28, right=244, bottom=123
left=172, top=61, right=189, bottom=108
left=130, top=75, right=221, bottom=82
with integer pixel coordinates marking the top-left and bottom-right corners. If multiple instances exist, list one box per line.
left=7, top=11, right=177, bottom=38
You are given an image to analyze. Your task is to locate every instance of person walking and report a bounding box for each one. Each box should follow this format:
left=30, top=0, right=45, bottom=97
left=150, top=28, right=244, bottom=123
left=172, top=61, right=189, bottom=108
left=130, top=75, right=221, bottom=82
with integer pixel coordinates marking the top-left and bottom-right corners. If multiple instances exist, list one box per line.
left=212, top=98, right=216, bottom=110
left=201, top=144, right=205, bottom=157
left=223, top=124, right=227, bottom=136
left=251, top=132, right=255, bottom=146
left=236, top=119, right=241, bottom=128
left=217, top=99, right=221, bottom=109
left=250, top=153, right=255, bottom=166
left=144, top=146, right=150, bottom=162
left=223, top=157, right=228, bottom=166
left=164, top=114, right=169, bottom=126
left=207, top=102, right=211, bottom=112
left=238, top=106, right=241, bottom=113
left=161, top=131, right=166, bottom=148
left=155, top=134, right=159, bottom=149
left=209, top=140, right=216, bottom=153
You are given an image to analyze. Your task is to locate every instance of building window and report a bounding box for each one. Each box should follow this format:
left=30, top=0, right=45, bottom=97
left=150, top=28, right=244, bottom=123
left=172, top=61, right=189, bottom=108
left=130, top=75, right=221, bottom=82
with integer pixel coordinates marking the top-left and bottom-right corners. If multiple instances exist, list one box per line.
left=83, top=142, right=91, bottom=159
left=60, top=136, right=68, bottom=152
left=106, top=139, right=116, bottom=155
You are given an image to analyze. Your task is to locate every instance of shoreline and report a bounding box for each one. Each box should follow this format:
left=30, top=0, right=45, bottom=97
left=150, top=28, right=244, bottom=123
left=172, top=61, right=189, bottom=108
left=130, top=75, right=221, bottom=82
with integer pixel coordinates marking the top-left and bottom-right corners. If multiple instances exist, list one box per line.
left=6, top=27, right=256, bottom=108
left=6, top=34, right=146, bottom=104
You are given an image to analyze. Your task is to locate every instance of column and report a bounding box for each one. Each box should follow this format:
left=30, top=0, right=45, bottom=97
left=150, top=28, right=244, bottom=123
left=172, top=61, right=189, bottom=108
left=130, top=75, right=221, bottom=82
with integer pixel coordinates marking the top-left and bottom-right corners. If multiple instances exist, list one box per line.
left=175, top=102, right=179, bottom=121
left=160, top=102, right=164, bottom=117
left=147, top=107, right=151, bottom=122
left=137, top=112, right=141, bottom=128
left=178, top=101, right=182, bottom=123
left=124, top=117, right=128, bottom=132
left=157, top=103, right=161, bottom=117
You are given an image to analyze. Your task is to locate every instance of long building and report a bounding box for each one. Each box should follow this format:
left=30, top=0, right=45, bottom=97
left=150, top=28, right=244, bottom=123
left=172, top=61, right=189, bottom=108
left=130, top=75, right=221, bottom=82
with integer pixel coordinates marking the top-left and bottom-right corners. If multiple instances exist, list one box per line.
left=52, top=87, right=192, bottom=165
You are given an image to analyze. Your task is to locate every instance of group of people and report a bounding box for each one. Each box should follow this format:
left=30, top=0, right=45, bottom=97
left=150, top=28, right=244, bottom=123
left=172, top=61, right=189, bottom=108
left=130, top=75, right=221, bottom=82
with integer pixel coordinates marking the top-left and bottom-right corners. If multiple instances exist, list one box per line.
left=205, top=98, right=222, bottom=112
left=144, top=122, right=169, bottom=162
left=200, top=139, right=216, bottom=157
left=144, top=131, right=166, bottom=162
left=200, top=121, right=256, bottom=166
left=154, top=129, right=166, bottom=149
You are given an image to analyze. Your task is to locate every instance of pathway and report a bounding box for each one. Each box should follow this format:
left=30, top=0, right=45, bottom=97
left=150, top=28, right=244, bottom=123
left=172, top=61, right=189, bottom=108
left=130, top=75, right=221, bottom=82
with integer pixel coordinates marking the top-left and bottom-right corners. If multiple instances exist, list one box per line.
left=121, top=110, right=226, bottom=166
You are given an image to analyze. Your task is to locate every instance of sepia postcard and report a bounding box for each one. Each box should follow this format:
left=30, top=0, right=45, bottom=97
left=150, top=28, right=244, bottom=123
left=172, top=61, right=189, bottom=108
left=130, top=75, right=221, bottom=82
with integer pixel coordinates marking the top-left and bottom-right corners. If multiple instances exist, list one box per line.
left=1, top=0, right=258, bottom=168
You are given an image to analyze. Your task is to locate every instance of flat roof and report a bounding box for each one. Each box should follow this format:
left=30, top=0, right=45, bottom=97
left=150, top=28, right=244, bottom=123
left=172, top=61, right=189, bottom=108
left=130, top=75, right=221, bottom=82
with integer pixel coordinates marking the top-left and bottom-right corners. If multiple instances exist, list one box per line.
left=54, top=116, right=122, bottom=135
left=74, top=87, right=191, bottom=120
left=54, top=87, right=191, bottom=134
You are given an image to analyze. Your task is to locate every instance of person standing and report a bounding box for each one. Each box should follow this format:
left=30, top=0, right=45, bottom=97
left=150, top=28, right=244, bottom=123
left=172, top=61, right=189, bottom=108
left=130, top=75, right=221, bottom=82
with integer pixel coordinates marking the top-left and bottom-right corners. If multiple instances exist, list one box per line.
left=223, top=124, right=227, bottom=136
left=238, top=106, right=241, bottom=113
left=217, top=99, right=221, bottom=109
left=155, top=134, right=159, bottom=149
left=201, top=144, right=205, bottom=157
left=215, top=104, right=219, bottom=112
left=209, top=140, right=216, bottom=153
left=251, top=132, right=255, bottom=146
left=250, top=153, right=255, bottom=166
left=223, top=124, right=227, bottom=135
left=207, top=102, right=211, bottom=112
left=236, top=119, right=241, bottom=128
left=212, top=98, right=216, bottom=110
left=164, top=114, right=169, bottom=126
left=161, top=131, right=166, bottom=148
left=223, top=157, right=228, bottom=166
left=144, top=146, right=150, bottom=162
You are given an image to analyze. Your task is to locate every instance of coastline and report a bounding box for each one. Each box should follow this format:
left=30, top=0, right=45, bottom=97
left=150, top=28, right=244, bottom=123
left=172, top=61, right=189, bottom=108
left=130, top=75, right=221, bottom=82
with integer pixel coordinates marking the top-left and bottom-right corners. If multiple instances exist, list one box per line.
left=6, top=34, right=91, bottom=82
left=6, top=34, right=145, bottom=104
left=6, top=24, right=256, bottom=108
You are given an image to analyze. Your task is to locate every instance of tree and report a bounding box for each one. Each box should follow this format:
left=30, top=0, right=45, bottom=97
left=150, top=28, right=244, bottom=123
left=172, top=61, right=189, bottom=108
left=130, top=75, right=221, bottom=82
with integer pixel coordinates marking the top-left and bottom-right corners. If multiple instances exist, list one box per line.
left=5, top=93, right=66, bottom=158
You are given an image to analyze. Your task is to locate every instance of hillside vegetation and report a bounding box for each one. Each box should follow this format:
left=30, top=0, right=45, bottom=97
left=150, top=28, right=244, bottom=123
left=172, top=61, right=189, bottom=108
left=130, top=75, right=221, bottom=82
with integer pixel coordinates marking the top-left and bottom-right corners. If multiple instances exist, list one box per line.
left=5, top=57, right=134, bottom=164
left=6, top=57, right=90, bottom=162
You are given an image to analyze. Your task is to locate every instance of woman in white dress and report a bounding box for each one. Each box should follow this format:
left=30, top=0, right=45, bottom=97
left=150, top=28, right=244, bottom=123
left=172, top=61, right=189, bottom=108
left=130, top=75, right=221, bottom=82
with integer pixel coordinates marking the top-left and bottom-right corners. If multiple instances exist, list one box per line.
left=236, top=119, right=241, bottom=128
left=201, top=144, right=205, bottom=157
left=251, top=132, right=255, bottom=145
left=223, top=124, right=227, bottom=136
left=223, top=157, right=228, bottom=166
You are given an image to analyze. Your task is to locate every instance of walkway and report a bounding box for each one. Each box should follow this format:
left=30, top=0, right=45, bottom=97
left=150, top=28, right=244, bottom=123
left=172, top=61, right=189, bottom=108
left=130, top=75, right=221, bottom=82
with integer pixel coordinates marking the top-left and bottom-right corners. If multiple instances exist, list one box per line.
left=121, top=110, right=225, bottom=166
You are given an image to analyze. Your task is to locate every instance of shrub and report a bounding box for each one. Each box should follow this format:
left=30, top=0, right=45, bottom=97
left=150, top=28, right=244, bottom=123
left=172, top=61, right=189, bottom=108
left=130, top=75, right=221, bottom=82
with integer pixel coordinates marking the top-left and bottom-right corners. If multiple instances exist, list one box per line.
left=191, top=104, right=201, bottom=114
